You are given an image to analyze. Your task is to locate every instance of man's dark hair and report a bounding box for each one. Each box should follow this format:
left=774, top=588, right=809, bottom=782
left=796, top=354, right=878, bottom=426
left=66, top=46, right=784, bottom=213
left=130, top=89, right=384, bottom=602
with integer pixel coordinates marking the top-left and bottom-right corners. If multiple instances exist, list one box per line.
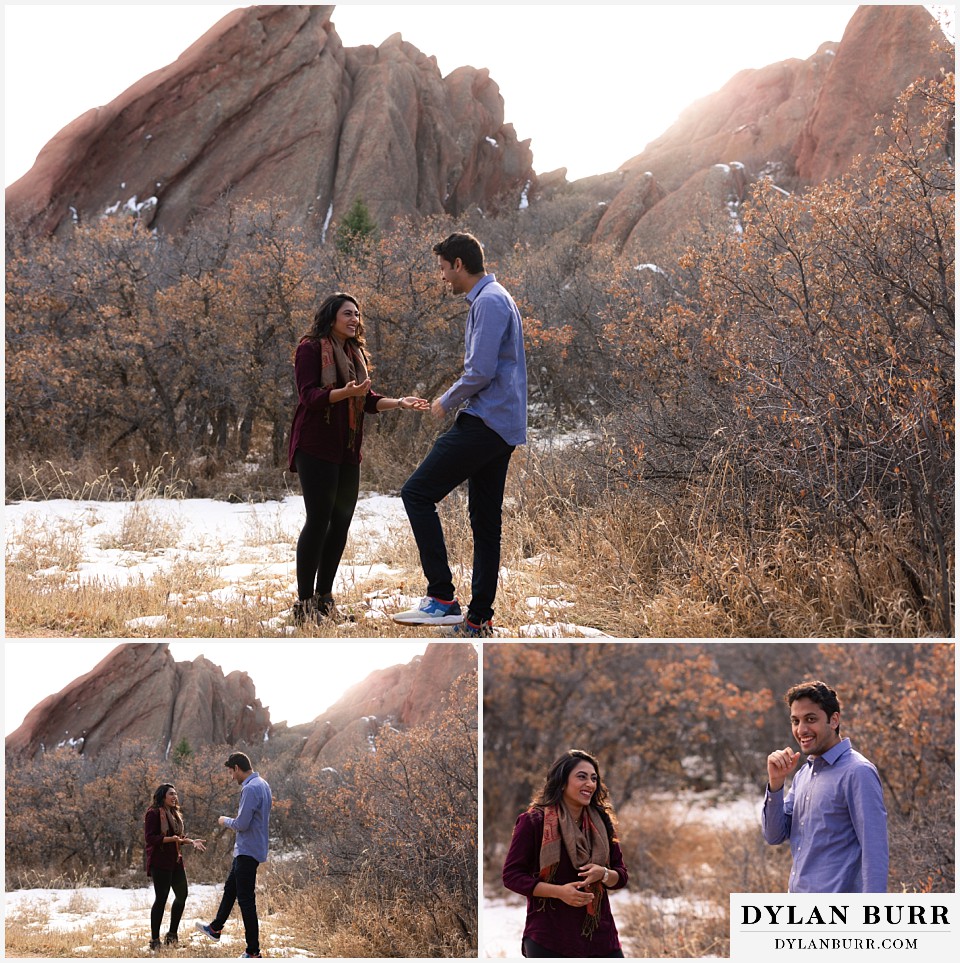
left=225, top=751, right=253, bottom=772
left=785, top=680, right=841, bottom=735
left=433, top=232, right=485, bottom=275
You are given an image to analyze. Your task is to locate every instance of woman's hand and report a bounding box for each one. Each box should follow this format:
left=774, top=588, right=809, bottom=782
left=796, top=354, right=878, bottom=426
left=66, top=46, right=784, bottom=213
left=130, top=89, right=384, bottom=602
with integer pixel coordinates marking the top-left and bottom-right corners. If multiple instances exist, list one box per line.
left=555, top=881, right=595, bottom=908
left=578, top=862, right=607, bottom=886
left=399, top=396, right=430, bottom=410
left=342, top=378, right=371, bottom=398
left=189, top=838, right=207, bottom=852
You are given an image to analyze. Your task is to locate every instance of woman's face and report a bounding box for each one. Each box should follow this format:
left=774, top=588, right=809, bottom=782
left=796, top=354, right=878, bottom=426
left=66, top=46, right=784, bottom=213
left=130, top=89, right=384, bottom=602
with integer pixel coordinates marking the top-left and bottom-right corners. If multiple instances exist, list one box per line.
left=163, top=787, right=179, bottom=808
left=331, top=301, right=361, bottom=342
left=561, top=759, right=598, bottom=810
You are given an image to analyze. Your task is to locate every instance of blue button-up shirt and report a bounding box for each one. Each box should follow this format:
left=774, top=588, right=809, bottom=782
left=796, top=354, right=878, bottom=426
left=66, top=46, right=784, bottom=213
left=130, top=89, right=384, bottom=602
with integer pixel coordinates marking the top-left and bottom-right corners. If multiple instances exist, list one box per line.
left=762, top=738, right=888, bottom=892
left=439, top=273, right=527, bottom=446
left=223, top=771, right=272, bottom=863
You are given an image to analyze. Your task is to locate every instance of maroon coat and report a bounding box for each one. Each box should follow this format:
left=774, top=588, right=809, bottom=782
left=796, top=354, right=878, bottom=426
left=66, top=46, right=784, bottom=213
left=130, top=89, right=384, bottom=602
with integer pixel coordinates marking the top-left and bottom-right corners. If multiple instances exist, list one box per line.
left=144, top=807, right=184, bottom=876
left=287, top=338, right=383, bottom=471
left=502, top=808, right=628, bottom=958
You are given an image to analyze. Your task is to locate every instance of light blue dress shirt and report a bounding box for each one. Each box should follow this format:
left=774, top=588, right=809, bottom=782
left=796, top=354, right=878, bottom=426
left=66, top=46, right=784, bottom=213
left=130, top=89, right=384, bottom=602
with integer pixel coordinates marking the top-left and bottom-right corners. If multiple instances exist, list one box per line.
left=762, top=737, right=889, bottom=892
left=223, top=771, right=272, bottom=863
left=439, top=273, right=527, bottom=446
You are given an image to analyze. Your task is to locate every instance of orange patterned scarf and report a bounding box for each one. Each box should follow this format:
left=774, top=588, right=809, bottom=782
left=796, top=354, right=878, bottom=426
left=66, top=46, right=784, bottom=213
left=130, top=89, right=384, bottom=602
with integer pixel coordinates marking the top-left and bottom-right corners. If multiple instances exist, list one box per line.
left=319, top=336, right=369, bottom=448
left=537, top=802, right=610, bottom=937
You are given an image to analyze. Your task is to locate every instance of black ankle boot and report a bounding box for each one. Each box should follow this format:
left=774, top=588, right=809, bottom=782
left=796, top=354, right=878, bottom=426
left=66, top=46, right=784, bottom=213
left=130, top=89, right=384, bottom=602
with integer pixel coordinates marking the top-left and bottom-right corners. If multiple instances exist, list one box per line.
left=313, top=592, right=335, bottom=618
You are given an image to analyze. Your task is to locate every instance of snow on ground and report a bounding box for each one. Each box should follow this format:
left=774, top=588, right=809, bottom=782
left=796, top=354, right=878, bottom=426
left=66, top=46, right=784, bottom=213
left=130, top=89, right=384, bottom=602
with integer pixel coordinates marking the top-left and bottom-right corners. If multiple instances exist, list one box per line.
left=5, top=494, right=609, bottom=636
left=644, top=787, right=764, bottom=831
left=3, top=884, right=313, bottom=956
left=481, top=890, right=722, bottom=959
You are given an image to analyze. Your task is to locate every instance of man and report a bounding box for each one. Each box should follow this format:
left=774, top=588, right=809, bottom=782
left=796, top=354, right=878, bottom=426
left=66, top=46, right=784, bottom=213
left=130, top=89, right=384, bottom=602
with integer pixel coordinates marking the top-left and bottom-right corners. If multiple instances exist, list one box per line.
left=762, top=679, right=888, bottom=892
left=392, top=232, right=527, bottom=637
left=196, top=752, right=273, bottom=958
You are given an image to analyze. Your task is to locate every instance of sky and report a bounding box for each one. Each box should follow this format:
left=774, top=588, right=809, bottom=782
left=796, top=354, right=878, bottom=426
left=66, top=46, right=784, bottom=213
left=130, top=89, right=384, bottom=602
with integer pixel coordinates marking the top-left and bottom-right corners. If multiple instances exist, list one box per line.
left=4, top=640, right=438, bottom=735
left=3, top=3, right=870, bottom=187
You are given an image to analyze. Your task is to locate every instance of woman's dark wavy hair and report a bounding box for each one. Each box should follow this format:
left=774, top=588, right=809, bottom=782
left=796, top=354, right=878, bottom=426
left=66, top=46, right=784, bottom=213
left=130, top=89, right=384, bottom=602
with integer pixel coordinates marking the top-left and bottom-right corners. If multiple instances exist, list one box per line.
left=529, top=748, right=618, bottom=842
left=152, top=783, right=181, bottom=813
left=302, top=292, right=370, bottom=360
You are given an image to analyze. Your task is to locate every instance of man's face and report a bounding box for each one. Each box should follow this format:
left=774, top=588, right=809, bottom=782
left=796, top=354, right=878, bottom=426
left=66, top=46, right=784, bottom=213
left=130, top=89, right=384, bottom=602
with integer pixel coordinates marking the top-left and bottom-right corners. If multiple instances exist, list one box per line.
left=229, top=765, right=246, bottom=785
left=438, top=255, right=468, bottom=295
left=790, top=696, right=841, bottom=757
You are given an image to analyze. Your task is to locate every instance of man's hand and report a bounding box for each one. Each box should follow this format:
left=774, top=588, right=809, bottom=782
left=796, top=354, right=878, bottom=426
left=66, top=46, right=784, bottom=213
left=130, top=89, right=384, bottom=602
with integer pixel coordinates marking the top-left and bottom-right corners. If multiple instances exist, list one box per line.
left=430, top=398, right=446, bottom=420
left=766, top=746, right=801, bottom=792
left=217, top=815, right=229, bottom=827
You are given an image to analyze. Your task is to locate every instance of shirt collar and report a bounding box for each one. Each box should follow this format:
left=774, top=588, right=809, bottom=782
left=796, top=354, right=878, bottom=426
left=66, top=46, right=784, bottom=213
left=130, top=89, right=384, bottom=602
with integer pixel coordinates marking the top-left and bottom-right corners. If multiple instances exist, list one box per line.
left=465, top=273, right=496, bottom=304
left=808, top=736, right=851, bottom=767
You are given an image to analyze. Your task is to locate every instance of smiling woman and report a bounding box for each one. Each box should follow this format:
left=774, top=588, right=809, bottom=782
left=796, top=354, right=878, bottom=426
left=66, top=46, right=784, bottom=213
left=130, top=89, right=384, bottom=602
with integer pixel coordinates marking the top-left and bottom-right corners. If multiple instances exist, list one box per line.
left=502, top=748, right=629, bottom=958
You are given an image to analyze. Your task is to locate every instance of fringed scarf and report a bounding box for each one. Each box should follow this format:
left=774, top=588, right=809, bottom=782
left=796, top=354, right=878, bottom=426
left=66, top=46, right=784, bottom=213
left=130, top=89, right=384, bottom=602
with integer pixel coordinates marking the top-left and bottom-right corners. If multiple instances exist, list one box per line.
left=319, top=336, right=369, bottom=450
left=537, top=802, right=611, bottom=938
left=159, top=806, right=185, bottom=859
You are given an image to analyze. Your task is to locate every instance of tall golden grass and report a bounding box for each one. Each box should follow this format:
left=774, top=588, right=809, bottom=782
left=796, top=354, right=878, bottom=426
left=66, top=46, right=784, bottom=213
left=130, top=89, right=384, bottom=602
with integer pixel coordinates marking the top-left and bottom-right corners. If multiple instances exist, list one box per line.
left=4, top=861, right=476, bottom=958
left=5, top=435, right=942, bottom=638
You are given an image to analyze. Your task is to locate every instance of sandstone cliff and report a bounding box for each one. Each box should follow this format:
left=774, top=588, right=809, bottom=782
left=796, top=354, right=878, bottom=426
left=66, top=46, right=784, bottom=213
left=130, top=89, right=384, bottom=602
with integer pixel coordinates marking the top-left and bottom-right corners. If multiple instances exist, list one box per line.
left=4, top=5, right=533, bottom=239
left=563, top=5, right=951, bottom=262
left=5, top=643, right=270, bottom=758
left=294, top=641, right=477, bottom=769
left=5, top=642, right=477, bottom=765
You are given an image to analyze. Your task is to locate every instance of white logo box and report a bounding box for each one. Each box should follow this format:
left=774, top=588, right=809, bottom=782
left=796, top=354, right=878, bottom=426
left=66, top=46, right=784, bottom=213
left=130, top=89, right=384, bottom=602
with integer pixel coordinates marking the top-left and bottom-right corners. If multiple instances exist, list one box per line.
left=730, top=893, right=956, bottom=962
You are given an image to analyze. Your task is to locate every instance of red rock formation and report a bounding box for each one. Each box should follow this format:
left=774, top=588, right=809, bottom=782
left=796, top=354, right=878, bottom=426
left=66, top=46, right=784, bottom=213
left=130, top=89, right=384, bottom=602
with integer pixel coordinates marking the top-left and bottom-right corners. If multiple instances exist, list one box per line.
left=5, top=5, right=533, bottom=239
left=584, top=5, right=951, bottom=262
left=5, top=643, right=270, bottom=758
left=297, top=641, right=477, bottom=767
left=5, top=641, right=476, bottom=768
left=794, top=4, right=950, bottom=182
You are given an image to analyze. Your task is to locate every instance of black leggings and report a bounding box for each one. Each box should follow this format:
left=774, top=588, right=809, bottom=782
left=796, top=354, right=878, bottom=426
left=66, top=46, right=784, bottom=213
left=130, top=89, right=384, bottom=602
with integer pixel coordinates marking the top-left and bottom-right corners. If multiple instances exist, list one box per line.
left=294, top=450, right=361, bottom=600
left=522, top=937, right=624, bottom=958
left=151, top=864, right=187, bottom=940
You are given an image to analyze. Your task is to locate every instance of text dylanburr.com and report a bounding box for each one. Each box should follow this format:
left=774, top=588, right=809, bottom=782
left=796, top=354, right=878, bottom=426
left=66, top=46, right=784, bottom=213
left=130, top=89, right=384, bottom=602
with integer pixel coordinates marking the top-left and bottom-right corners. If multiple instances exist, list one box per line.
left=730, top=894, right=956, bottom=960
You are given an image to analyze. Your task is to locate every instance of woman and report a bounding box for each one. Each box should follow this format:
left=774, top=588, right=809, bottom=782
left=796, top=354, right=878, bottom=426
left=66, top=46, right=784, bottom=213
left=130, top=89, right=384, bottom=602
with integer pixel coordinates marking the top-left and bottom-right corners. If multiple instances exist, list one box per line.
left=287, top=292, right=428, bottom=625
left=502, top=749, right=629, bottom=958
left=143, top=783, right=206, bottom=951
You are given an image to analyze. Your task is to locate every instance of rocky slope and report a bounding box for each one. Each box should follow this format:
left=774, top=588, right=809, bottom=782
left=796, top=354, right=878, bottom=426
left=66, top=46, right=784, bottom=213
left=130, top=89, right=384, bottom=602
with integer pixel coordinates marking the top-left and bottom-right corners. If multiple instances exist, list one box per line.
left=4, top=5, right=533, bottom=239
left=5, top=641, right=477, bottom=761
left=549, top=5, right=952, bottom=262
left=293, top=641, right=477, bottom=768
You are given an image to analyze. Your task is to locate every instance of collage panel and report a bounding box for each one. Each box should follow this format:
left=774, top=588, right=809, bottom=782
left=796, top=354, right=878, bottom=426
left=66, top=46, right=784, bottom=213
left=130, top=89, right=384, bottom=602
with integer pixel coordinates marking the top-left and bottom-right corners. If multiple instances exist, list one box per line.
left=4, top=640, right=480, bottom=958
left=480, top=640, right=955, bottom=960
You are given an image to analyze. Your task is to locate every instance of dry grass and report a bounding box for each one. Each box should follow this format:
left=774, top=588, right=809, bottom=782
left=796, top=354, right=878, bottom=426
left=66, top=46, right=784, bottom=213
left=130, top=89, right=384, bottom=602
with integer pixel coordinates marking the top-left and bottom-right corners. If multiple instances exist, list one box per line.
left=3, top=861, right=473, bottom=958
left=611, top=799, right=794, bottom=957
left=5, top=445, right=948, bottom=638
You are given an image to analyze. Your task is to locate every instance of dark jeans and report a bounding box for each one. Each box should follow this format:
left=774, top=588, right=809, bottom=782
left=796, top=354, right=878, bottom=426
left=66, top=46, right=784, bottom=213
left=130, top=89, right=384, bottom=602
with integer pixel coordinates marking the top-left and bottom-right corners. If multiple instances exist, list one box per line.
left=211, top=855, right=260, bottom=956
left=401, top=413, right=514, bottom=623
left=150, top=864, right=187, bottom=940
left=522, top=937, right=624, bottom=958
left=294, top=449, right=361, bottom=600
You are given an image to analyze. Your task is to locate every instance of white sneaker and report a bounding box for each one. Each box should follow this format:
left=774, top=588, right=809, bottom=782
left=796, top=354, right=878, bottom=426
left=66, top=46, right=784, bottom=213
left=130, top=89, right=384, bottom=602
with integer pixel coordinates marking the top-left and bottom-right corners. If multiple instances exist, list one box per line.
left=391, top=596, right=464, bottom=625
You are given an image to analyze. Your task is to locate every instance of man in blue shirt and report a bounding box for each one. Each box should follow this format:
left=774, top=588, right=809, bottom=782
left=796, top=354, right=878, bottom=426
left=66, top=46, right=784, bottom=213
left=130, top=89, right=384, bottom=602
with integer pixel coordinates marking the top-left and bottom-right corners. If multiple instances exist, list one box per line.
left=196, top=752, right=273, bottom=958
left=762, top=680, right=888, bottom=892
left=393, top=232, right=527, bottom=637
